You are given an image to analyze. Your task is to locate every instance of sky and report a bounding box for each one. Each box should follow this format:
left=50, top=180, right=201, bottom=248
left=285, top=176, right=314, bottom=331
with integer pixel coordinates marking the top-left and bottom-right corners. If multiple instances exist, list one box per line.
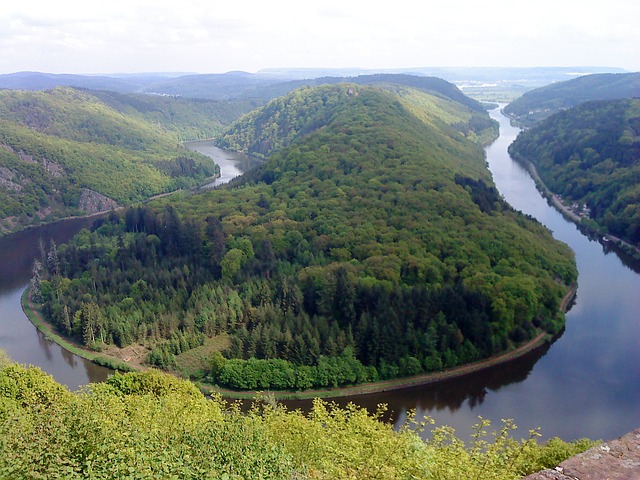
left=0, top=0, right=638, bottom=75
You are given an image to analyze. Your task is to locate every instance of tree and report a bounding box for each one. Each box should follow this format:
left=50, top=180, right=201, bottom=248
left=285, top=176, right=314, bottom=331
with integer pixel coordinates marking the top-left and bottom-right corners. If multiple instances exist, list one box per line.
left=221, top=249, right=244, bottom=281
left=30, top=259, right=43, bottom=303
left=47, top=240, right=60, bottom=276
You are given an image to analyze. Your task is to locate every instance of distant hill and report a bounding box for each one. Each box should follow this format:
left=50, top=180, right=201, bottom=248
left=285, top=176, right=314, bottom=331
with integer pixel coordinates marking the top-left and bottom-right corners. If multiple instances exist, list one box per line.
left=0, top=87, right=235, bottom=234
left=3, top=67, right=627, bottom=103
left=132, top=72, right=490, bottom=108
left=508, top=98, right=640, bottom=245
left=0, top=71, right=168, bottom=92
left=504, top=72, right=640, bottom=127
left=216, top=78, right=495, bottom=159
left=87, top=89, right=257, bottom=140
left=296, top=74, right=487, bottom=113
left=0, top=70, right=302, bottom=100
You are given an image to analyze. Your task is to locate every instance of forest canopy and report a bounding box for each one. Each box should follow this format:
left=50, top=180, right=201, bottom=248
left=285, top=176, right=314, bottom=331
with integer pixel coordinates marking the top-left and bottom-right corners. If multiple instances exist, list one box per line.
left=36, top=83, right=577, bottom=391
left=504, top=72, right=640, bottom=127
left=0, top=87, right=254, bottom=235
left=509, top=98, right=640, bottom=246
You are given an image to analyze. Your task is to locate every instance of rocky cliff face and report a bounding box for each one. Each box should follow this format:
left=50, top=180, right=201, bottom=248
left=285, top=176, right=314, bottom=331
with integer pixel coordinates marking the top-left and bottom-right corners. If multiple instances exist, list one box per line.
left=78, top=188, right=118, bottom=215
left=522, top=429, right=640, bottom=480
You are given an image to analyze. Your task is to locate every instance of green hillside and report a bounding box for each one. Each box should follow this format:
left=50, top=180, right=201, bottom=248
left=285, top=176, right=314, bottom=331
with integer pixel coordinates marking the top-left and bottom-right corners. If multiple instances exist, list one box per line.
left=88, top=89, right=257, bottom=140
left=0, top=87, right=227, bottom=235
left=0, top=353, right=595, bottom=479
left=37, top=83, right=576, bottom=391
left=508, top=98, right=640, bottom=246
left=504, top=72, right=640, bottom=127
left=216, top=81, right=496, bottom=158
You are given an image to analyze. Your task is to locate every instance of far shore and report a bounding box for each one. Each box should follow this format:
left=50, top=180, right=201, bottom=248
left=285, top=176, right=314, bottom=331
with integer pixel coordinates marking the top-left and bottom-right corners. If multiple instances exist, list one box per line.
left=21, top=282, right=576, bottom=400
left=517, top=157, right=640, bottom=257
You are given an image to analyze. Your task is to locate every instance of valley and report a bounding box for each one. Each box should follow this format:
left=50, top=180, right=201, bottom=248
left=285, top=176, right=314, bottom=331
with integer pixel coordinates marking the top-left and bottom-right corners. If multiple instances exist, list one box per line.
left=1, top=71, right=639, bottom=478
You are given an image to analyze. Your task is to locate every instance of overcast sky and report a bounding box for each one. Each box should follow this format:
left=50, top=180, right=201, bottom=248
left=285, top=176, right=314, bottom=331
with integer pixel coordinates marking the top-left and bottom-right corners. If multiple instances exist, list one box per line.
left=1, top=0, right=638, bottom=75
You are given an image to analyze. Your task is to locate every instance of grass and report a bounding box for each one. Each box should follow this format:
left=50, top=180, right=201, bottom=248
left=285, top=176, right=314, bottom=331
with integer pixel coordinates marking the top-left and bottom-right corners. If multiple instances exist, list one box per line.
left=171, top=335, right=230, bottom=378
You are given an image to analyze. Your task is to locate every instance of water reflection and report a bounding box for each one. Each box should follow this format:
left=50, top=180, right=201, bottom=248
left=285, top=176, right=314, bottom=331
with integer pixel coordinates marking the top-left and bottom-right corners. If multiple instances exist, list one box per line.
left=280, top=340, right=551, bottom=423
left=1, top=114, right=638, bottom=440
left=0, top=216, right=112, bottom=389
left=0, top=144, right=262, bottom=390
left=275, top=107, right=640, bottom=442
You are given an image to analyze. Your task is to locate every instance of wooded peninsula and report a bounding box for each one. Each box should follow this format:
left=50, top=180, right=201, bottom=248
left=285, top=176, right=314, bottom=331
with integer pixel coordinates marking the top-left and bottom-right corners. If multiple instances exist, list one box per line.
left=509, top=98, right=640, bottom=248
left=32, top=82, right=577, bottom=392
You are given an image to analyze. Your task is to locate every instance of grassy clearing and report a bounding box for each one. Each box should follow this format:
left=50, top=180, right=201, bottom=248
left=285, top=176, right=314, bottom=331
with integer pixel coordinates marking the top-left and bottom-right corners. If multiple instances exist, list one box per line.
left=172, top=335, right=230, bottom=379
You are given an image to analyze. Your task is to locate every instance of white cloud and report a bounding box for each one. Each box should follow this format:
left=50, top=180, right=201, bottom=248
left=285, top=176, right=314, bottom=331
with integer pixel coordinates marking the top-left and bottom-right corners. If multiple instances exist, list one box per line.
left=0, top=0, right=638, bottom=74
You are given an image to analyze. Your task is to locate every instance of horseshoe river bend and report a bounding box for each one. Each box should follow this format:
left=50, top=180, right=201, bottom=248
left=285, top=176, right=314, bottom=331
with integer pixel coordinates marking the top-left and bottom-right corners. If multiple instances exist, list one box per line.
left=1, top=109, right=638, bottom=442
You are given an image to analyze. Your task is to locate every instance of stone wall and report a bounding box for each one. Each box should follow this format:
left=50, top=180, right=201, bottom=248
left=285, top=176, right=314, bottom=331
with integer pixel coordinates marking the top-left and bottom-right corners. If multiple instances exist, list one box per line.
left=522, top=429, right=640, bottom=480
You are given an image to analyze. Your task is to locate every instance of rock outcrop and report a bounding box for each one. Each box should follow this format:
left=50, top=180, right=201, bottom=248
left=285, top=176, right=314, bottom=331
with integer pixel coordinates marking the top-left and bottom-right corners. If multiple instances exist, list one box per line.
left=78, top=188, right=118, bottom=215
left=522, top=429, right=640, bottom=480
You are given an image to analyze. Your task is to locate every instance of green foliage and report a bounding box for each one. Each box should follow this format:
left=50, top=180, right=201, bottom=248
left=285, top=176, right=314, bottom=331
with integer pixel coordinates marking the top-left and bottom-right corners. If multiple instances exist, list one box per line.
left=40, top=83, right=576, bottom=390
left=509, top=98, right=640, bottom=245
left=0, top=358, right=597, bottom=479
left=0, top=87, right=227, bottom=235
left=88, top=89, right=256, bottom=141
left=210, top=349, right=376, bottom=390
left=504, top=72, right=640, bottom=127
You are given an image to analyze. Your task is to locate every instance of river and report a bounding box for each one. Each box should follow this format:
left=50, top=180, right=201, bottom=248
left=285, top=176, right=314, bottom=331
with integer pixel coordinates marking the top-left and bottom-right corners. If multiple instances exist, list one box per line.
left=185, top=140, right=262, bottom=188
left=1, top=119, right=638, bottom=442
left=0, top=145, right=255, bottom=389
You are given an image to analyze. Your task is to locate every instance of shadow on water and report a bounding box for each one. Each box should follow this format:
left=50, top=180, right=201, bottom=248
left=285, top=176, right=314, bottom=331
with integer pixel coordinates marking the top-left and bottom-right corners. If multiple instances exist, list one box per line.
left=1, top=117, right=639, bottom=441
left=274, top=339, right=554, bottom=425
left=0, top=215, right=112, bottom=389
left=0, top=143, right=262, bottom=390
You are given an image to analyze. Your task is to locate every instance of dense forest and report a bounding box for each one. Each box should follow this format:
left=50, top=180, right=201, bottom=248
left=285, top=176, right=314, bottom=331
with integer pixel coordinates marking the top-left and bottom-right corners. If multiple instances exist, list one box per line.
left=216, top=81, right=497, bottom=158
left=0, top=87, right=253, bottom=234
left=0, top=352, right=595, bottom=479
left=504, top=72, right=640, bottom=127
left=36, top=83, right=577, bottom=391
left=509, top=98, right=640, bottom=246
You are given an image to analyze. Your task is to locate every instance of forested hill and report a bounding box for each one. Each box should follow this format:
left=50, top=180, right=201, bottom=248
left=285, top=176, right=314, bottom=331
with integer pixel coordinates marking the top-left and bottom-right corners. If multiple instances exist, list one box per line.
left=259, top=74, right=488, bottom=114
left=38, top=83, right=577, bottom=391
left=314, top=74, right=486, bottom=112
left=86, top=89, right=257, bottom=140
left=504, top=72, right=640, bottom=127
left=508, top=98, right=640, bottom=246
left=0, top=87, right=247, bottom=235
left=216, top=81, right=497, bottom=159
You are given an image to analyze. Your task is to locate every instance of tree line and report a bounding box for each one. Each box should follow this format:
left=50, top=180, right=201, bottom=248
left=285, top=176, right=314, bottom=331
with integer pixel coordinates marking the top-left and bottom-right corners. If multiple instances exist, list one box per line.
left=36, top=84, right=576, bottom=390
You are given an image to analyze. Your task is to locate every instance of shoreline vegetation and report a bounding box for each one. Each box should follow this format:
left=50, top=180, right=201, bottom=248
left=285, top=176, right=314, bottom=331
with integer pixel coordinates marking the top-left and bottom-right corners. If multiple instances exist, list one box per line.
left=17, top=89, right=578, bottom=400
left=0, top=169, right=223, bottom=239
left=21, top=283, right=577, bottom=399
left=515, top=154, right=640, bottom=259
left=502, top=104, right=640, bottom=260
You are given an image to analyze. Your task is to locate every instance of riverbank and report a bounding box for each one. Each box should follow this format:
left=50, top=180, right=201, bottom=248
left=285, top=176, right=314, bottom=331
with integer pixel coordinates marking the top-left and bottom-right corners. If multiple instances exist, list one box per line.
left=515, top=157, right=640, bottom=258
left=21, top=288, right=137, bottom=373
left=207, top=331, right=552, bottom=400
left=22, top=280, right=576, bottom=399
left=210, top=283, right=577, bottom=399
